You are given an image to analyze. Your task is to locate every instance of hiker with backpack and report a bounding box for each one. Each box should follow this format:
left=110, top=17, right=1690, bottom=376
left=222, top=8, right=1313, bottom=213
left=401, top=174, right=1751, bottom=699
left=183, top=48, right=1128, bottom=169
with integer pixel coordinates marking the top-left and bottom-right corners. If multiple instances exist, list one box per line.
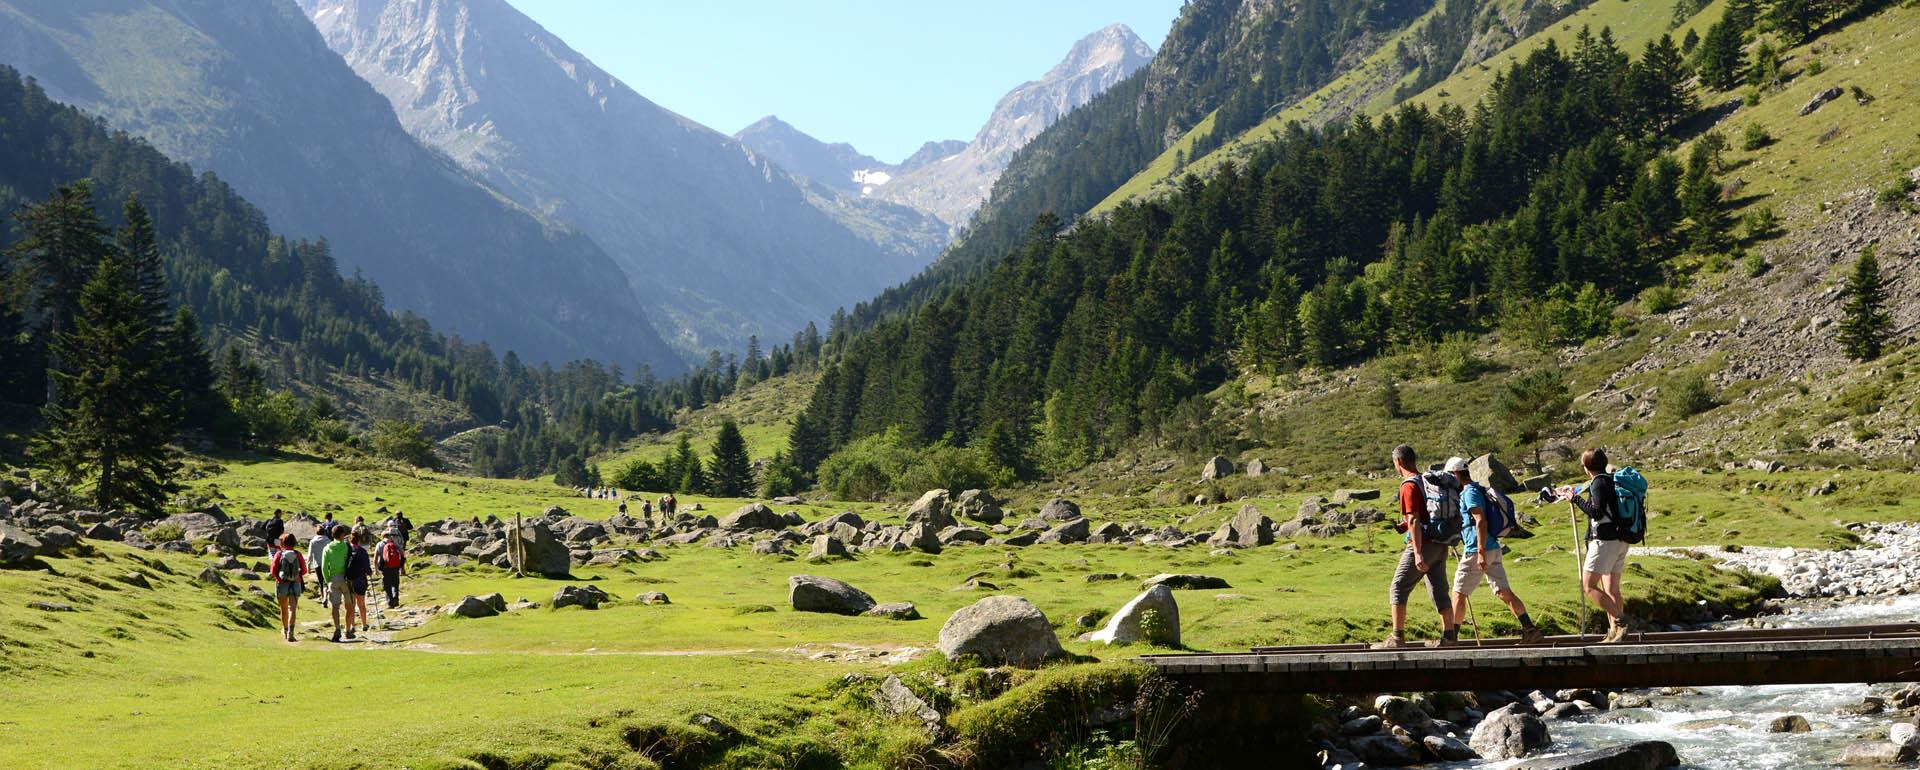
left=321, top=524, right=355, bottom=642
left=272, top=533, right=307, bottom=642
left=377, top=529, right=406, bottom=609
left=307, top=526, right=332, bottom=601
left=1444, top=457, right=1545, bottom=643
left=1373, top=444, right=1459, bottom=649
left=1568, top=447, right=1647, bottom=643
left=346, top=530, right=374, bottom=635
left=265, top=510, right=285, bottom=552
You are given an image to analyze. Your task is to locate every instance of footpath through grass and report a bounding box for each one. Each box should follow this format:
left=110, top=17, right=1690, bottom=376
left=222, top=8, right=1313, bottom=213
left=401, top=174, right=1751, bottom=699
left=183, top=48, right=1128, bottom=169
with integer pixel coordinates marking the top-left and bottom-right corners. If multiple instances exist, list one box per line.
left=9, top=456, right=1909, bottom=768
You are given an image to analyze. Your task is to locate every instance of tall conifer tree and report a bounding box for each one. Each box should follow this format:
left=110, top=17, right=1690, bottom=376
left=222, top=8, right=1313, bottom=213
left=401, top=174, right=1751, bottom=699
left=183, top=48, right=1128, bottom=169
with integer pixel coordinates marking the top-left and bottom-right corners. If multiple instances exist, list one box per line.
left=1838, top=247, right=1891, bottom=361
left=708, top=418, right=752, bottom=497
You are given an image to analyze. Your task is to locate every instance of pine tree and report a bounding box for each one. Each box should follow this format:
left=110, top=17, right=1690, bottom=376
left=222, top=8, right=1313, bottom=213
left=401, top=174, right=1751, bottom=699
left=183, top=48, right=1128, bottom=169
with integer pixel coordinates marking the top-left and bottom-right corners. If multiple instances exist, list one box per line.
left=787, top=410, right=831, bottom=478
left=33, top=255, right=181, bottom=512
left=7, top=181, right=112, bottom=401
left=1694, top=21, right=1745, bottom=91
left=117, top=195, right=171, bottom=325
left=707, top=417, right=753, bottom=497
left=1837, top=246, right=1891, bottom=361
left=0, top=255, right=41, bottom=404
left=163, top=308, right=222, bottom=431
left=1499, top=368, right=1573, bottom=467
left=669, top=434, right=706, bottom=493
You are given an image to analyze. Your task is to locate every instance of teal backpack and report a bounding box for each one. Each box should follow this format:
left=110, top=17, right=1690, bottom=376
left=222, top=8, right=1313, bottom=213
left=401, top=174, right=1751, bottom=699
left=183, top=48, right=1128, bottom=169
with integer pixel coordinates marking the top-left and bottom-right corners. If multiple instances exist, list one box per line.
left=1611, top=467, right=1648, bottom=544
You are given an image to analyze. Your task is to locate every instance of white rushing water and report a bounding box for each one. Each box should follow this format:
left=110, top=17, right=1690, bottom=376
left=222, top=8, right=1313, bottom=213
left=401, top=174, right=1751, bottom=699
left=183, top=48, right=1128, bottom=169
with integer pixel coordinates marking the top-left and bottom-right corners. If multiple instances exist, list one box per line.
left=1451, top=580, right=1920, bottom=768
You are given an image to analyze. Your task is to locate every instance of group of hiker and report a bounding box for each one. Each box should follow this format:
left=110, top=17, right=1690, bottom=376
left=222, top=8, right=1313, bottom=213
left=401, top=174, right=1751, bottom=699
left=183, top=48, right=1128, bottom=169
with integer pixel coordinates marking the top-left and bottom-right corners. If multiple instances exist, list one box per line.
left=616, top=494, right=677, bottom=519
left=1376, top=444, right=1647, bottom=648
left=264, top=510, right=413, bottom=643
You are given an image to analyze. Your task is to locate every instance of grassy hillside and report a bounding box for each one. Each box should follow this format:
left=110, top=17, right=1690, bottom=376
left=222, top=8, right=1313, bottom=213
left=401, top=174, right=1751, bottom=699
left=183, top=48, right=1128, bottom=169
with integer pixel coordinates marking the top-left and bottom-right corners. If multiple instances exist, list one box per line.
left=592, top=372, right=817, bottom=477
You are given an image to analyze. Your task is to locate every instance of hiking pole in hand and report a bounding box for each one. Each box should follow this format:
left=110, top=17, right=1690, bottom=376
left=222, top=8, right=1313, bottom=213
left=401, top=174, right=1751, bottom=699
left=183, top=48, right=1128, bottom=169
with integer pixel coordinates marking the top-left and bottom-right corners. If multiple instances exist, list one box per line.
left=1568, top=499, right=1588, bottom=641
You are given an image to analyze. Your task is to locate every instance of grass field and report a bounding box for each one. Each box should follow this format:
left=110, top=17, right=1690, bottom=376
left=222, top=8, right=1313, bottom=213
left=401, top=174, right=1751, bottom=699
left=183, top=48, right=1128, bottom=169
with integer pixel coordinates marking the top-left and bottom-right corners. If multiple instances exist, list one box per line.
left=16, top=444, right=1910, bottom=768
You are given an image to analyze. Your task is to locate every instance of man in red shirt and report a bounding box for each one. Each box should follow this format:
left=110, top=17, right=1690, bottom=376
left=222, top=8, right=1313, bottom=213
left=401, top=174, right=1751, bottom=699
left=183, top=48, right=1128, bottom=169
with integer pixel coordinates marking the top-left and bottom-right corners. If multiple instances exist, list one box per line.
left=1373, top=444, right=1457, bottom=648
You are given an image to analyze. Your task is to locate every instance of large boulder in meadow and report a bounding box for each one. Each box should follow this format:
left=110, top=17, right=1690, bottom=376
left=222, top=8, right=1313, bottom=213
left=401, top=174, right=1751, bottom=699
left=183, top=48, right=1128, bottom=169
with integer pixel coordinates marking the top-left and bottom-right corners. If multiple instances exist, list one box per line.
left=447, top=595, right=499, bottom=618
left=937, top=595, right=1065, bottom=668
left=1200, top=455, right=1234, bottom=481
left=905, top=490, right=957, bottom=530
left=953, top=489, right=1004, bottom=524
left=0, top=523, right=43, bottom=566
left=1086, top=584, right=1179, bottom=646
left=1207, top=504, right=1273, bottom=548
left=1471, top=454, right=1523, bottom=494
left=719, top=503, right=785, bottom=531
left=1038, top=497, right=1081, bottom=523
left=512, top=519, right=572, bottom=578
left=552, top=584, right=610, bottom=610
left=1036, top=518, right=1089, bottom=544
left=788, top=575, right=876, bottom=615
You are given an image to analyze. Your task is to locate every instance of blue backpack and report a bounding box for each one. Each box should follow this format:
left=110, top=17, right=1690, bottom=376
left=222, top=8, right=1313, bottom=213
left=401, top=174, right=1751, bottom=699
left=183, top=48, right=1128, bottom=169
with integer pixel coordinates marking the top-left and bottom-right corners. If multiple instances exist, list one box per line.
left=1467, top=482, right=1519, bottom=540
left=1611, top=467, right=1649, bottom=544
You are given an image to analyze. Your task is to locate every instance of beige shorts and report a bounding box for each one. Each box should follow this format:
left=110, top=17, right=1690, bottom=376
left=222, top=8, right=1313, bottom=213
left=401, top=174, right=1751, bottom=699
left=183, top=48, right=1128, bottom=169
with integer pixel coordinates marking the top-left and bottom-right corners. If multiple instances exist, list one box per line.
left=1452, top=550, right=1511, bottom=597
left=1584, top=539, right=1630, bottom=576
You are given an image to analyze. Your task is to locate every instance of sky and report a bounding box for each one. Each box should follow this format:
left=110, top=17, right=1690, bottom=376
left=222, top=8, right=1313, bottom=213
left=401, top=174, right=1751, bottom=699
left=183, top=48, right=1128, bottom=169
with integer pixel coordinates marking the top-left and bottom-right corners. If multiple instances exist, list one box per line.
left=503, top=1, right=1182, bottom=164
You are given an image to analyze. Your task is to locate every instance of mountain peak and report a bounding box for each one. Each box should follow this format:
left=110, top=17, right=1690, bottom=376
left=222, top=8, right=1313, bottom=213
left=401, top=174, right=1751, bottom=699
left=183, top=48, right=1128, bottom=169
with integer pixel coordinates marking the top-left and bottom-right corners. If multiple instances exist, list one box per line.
left=1048, top=24, right=1155, bottom=81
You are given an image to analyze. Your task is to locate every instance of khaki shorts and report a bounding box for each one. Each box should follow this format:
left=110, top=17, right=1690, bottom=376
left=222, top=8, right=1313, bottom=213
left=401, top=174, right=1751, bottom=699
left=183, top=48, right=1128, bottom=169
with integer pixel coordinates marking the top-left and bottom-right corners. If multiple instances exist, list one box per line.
left=1584, top=539, right=1630, bottom=575
left=328, top=577, right=352, bottom=608
left=1452, top=550, right=1511, bottom=597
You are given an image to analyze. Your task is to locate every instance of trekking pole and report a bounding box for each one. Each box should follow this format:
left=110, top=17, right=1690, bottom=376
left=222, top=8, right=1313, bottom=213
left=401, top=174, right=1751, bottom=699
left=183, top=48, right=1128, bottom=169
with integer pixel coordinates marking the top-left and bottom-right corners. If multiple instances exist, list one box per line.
left=1568, top=500, right=1587, bottom=640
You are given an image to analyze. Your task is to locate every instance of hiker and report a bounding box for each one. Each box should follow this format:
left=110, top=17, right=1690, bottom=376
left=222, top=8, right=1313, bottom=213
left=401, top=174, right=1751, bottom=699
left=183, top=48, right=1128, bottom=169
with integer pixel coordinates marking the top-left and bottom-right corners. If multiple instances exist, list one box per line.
left=265, top=510, right=285, bottom=552
left=306, top=525, right=333, bottom=601
left=618, top=499, right=628, bottom=516
left=1374, top=444, right=1457, bottom=648
left=346, top=530, right=373, bottom=635
left=377, top=529, right=406, bottom=609
left=272, top=533, right=307, bottom=642
left=322, top=524, right=354, bottom=642
left=1445, top=457, right=1544, bottom=643
left=1572, top=447, right=1638, bottom=643
left=394, top=511, right=413, bottom=548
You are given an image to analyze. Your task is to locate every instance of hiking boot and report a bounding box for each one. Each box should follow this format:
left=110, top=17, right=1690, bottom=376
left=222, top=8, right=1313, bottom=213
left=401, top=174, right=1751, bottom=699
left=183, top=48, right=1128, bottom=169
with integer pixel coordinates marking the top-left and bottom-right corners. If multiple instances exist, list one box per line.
left=1426, top=636, right=1457, bottom=648
left=345, top=629, right=356, bottom=640
left=1370, top=634, right=1409, bottom=649
left=1519, top=627, right=1546, bottom=644
left=331, top=630, right=341, bottom=643
left=1601, top=624, right=1627, bottom=644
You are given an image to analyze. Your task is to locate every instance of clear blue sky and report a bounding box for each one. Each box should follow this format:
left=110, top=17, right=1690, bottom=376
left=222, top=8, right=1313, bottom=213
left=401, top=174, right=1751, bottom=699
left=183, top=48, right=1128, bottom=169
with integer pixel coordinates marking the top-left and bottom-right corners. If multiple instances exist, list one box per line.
left=502, top=1, right=1182, bottom=163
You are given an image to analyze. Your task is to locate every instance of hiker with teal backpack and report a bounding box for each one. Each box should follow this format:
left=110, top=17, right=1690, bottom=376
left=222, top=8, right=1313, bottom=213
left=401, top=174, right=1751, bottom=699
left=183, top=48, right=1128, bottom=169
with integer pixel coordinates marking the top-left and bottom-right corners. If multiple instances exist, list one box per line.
left=1570, top=447, right=1648, bottom=643
left=1444, top=457, right=1546, bottom=643
left=272, top=533, right=307, bottom=642
left=1373, top=444, right=1460, bottom=649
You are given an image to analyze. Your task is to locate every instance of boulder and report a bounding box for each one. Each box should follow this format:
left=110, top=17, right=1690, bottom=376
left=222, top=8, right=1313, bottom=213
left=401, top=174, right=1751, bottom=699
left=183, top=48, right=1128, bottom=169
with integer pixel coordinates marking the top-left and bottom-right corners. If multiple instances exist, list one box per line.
left=1470, top=703, right=1552, bottom=760
left=0, top=523, right=43, bottom=566
left=1519, top=474, right=1553, bottom=492
left=478, top=593, right=509, bottom=613
left=1141, top=573, right=1230, bottom=590
left=552, top=585, right=610, bottom=610
left=939, top=526, right=992, bottom=545
left=771, top=496, right=805, bottom=506
left=421, top=535, right=473, bottom=555
left=872, top=675, right=942, bottom=733
left=807, top=535, right=848, bottom=560
left=1766, top=714, right=1811, bottom=733
left=1800, top=86, right=1844, bottom=116
left=447, top=595, right=498, bottom=618
left=905, top=490, right=957, bottom=530
left=720, top=503, right=786, bottom=531
left=1512, top=741, right=1677, bottom=770
left=1200, top=455, right=1234, bottom=481
left=1244, top=458, right=1268, bottom=477
left=1086, top=584, right=1179, bottom=646
left=1086, top=522, right=1127, bottom=544
left=902, top=523, right=943, bottom=553
left=1350, top=734, right=1422, bottom=766
left=195, top=565, right=230, bottom=588
left=1424, top=734, right=1478, bottom=762
left=1038, top=497, right=1081, bottom=523
left=83, top=522, right=123, bottom=542
left=1375, top=695, right=1436, bottom=733
left=865, top=601, right=921, bottom=621
left=635, top=591, right=671, bottom=605
left=511, top=519, right=572, bottom=578
left=1840, top=741, right=1909, bottom=765
left=937, top=595, right=1065, bottom=668
left=788, top=575, right=876, bottom=615
left=1036, top=518, right=1090, bottom=544
left=1207, top=504, right=1274, bottom=548
left=1330, top=488, right=1379, bottom=504
left=953, top=489, right=1004, bottom=524
left=1471, top=454, right=1523, bottom=493
left=1340, top=715, right=1383, bottom=735
left=751, top=539, right=792, bottom=556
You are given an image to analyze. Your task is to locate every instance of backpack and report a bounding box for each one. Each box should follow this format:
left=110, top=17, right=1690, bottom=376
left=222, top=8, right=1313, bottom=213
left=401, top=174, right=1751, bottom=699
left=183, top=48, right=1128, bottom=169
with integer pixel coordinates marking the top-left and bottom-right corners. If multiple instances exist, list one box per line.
left=1412, top=473, right=1464, bottom=544
left=378, top=540, right=403, bottom=569
left=1610, top=467, right=1649, bottom=544
left=274, top=550, right=302, bottom=583
left=1468, top=482, right=1519, bottom=540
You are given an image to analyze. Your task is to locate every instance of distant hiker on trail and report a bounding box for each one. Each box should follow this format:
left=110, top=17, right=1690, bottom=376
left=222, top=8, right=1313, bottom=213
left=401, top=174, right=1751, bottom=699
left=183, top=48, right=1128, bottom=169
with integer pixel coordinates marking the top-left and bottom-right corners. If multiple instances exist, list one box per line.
left=1445, top=456, right=1544, bottom=644
left=1374, top=444, right=1458, bottom=649
left=272, top=533, right=307, bottom=642
left=618, top=500, right=628, bottom=515
left=1569, top=447, right=1646, bottom=643
left=346, top=530, right=373, bottom=635
left=307, top=526, right=332, bottom=601
left=377, top=529, right=406, bottom=609
left=394, top=512, right=414, bottom=547
left=322, top=525, right=354, bottom=642
left=641, top=499, right=653, bottom=519
left=265, top=510, right=285, bottom=551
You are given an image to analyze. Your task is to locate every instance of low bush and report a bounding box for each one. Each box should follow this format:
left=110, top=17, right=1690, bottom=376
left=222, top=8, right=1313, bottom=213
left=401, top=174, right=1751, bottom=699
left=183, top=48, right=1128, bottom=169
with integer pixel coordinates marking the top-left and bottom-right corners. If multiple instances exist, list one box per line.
left=1662, top=372, right=1719, bottom=420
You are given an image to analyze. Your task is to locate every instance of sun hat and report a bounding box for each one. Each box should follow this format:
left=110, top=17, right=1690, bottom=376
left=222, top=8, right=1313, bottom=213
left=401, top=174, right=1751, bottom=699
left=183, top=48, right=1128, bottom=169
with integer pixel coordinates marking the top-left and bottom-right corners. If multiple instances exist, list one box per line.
left=1443, top=456, right=1470, bottom=473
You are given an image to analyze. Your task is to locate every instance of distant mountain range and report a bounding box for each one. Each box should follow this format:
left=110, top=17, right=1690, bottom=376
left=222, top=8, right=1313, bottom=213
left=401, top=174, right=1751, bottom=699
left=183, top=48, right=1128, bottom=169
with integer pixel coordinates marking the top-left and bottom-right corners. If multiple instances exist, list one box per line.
left=734, top=24, right=1156, bottom=233
left=0, top=0, right=678, bottom=370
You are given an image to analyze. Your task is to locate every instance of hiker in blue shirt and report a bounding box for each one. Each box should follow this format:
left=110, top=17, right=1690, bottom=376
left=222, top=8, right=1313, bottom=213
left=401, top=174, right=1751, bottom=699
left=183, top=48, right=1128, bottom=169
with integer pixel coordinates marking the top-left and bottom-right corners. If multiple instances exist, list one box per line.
left=1443, top=457, right=1543, bottom=643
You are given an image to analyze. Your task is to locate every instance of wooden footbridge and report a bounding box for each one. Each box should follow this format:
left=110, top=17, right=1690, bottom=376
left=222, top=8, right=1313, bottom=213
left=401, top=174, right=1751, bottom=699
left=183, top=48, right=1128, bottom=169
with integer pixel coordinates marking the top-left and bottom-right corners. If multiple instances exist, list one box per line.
left=1141, top=622, right=1920, bottom=694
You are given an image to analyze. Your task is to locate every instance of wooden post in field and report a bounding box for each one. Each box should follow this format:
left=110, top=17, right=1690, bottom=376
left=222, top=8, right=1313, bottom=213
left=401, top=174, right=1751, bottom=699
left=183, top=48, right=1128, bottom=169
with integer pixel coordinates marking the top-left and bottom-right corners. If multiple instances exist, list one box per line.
left=512, top=513, right=525, bottom=578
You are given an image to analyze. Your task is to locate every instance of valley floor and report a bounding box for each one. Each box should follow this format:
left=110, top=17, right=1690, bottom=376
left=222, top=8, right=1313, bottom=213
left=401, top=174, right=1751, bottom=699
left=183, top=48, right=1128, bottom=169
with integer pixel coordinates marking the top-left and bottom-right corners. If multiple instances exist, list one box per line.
left=4, top=458, right=1916, bottom=768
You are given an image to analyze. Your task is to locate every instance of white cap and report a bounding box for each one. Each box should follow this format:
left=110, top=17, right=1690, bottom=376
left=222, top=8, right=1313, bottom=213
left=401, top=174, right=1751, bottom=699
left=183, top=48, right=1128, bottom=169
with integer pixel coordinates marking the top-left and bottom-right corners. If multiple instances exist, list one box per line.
left=1443, top=457, right=1470, bottom=473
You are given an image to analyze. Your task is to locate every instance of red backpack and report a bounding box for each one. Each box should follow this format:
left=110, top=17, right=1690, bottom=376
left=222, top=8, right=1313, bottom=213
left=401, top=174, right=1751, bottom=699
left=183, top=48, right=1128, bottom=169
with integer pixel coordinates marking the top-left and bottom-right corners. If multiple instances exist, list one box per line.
left=378, top=540, right=404, bottom=569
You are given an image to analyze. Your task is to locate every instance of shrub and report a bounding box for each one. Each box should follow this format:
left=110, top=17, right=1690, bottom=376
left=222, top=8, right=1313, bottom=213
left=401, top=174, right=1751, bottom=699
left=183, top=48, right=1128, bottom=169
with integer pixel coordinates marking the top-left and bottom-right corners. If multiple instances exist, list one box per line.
left=1877, top=177, right=1917, bottom=211
left=614, top=459, right=666, bottom=493
left=1743, top=250, right=1772, bottom=278
left=1662, top=372, right=1720, bottom=420
left=1740, top=123, right=1773, bottom=151
left=145, top=523, right=184, bottom=543
left=1377, top=380, right=1404, bottom=419
left=893, top=442, right=1011, bottom=496
left=1742, top=206, right=1783, bottom=241
left=1433, top=331, right=1488, bottom=383
left=370, top=419, right=436, bottom=468
left=1640, top=285, right=1683, bottom=314
left=815, top=428, right=916, bottom=502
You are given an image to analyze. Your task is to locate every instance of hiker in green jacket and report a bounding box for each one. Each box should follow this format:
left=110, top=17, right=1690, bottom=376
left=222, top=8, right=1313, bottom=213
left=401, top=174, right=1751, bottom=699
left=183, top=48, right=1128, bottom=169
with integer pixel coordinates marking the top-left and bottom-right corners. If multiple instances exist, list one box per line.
left=321, top=525, right=354, bottom=642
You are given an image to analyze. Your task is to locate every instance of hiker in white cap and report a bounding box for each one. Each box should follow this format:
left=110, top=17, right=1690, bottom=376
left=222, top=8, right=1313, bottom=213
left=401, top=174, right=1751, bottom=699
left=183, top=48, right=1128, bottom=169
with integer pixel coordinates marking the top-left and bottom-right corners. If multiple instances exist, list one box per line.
left=1445, top=456, right=1545, bottom=643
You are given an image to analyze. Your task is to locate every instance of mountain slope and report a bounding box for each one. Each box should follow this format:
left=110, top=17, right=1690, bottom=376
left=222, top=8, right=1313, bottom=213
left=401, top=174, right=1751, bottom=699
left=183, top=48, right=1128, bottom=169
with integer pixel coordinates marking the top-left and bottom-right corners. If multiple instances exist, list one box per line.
left=0, top=0, right=675, bottom=369
left=299, top=0, right=938, bottom=354
left=873, top=23, right=1156, bottom=229
left=734, top=115, right=895, bottom=195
